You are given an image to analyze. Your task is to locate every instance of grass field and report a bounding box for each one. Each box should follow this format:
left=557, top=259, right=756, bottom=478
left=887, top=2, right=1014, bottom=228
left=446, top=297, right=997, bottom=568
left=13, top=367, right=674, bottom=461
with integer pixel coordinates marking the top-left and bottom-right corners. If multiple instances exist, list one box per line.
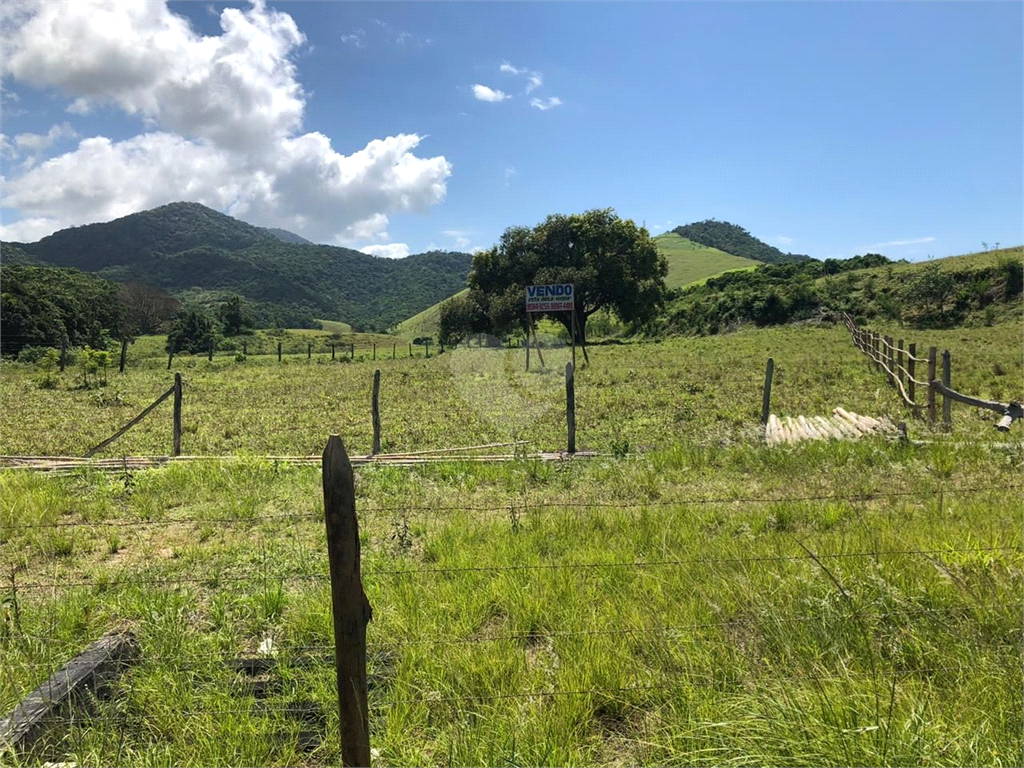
left=1, top=320, right=1021, bottom=766
left=654, top=233, right=759, bottom=288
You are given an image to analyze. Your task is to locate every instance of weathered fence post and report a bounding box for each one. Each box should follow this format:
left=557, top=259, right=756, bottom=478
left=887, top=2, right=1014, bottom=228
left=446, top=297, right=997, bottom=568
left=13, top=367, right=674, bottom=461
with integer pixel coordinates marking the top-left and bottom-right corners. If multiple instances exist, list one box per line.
left=167, top=338, right=175, bottom=371
left=884, top=336, right=894, bottom=385
left=942, top=350, right=952, bottom=430
left=60, top=333, right=68, bottom=372
left=872, top=333, right=880, bottom=371
left=308, top=343, right=312, bottom=360
left=761, top=358, right=774, bottom=426
left=896, top=339, right=904, bottom=392
left=278, top=342, right=282, bottom=362
left=408, top=342, right=412, bottom=358
left=243, top=341, right=247, bottom=356
left=565, top=361, right=576, bottom=454
left=392, top=342, right=396, bottom=360
left=332, top=344, right=336, bottom=360
left=173, top=373, right=182, bottom=456
left=351, top=344, right=355, bottom=360
left=119, top=339, right=129, bottom=374
left=322, top=436, right=372, bottom=768
left=907, top=342, right=916, bottom=403
left=373, top=343, right=377, bottom=361
left=425, top=340, right=430, bottom=358
left=208, top=339, right=214, bottom=362
left=525, top=332, right=531, bottom=372
left=371, top=370, right=381, bottom=456
left=927, top=346, right=937, bottom=425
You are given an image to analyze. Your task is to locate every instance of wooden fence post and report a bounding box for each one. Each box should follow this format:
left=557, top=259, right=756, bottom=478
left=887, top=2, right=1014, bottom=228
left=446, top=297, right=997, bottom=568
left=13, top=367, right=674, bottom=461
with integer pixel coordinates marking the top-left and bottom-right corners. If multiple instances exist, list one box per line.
left=371, top=370, right=381, bottom=455
left=408, top=342, right=412, bottom=358
left=565, top=362, right=576, bottom=454
left=884, top=336, right=894, bottom=385
left=119, top=339, right=129, bottom=374
left=761, top=358, right=774, bottom=426
left=167, top=338, right=175, bottom=371
left=308, top=343, right=312, bottom=360
left=208, top=339, right=214, bottom=362
left=332, top=344, right=336, bottom=360
left=351, top=344, right=355, bottom=360
left=243, top=341, right=247, bottom=356
left=322, top=436, right=372, bottom=768
left=927, top=346, right=937, bottom=425
left=525, top=332, right=531, bottom=372
left=173, top=373, right=182, bottom=457
left=896, top=339, right=904, bottom=392
left=425, top=340, right=430, bottom=358
left=278, top=342, right=282, bottom=362
left=373, top=343, right=377, bottom=361
left=942, top=350, right=952, bottom=430
left=872, top=333, right=879, bottom=371
left=392, top=342, right=396, bottom=360
left=60, top=333, right=68, bottom=372
left=907, top=343, right=916, bottom=403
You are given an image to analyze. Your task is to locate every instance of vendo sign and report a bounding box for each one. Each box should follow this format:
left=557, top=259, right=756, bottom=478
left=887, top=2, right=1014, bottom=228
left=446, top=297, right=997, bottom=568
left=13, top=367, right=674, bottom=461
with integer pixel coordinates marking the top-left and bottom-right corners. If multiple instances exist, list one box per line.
left=526, top=284, right=574, bottom=313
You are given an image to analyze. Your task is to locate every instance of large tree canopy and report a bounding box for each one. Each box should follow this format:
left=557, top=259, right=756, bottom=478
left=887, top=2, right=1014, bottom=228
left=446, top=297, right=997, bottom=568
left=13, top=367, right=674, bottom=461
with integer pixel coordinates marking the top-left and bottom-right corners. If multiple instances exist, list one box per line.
left=466, top=208, right=668, bottom=344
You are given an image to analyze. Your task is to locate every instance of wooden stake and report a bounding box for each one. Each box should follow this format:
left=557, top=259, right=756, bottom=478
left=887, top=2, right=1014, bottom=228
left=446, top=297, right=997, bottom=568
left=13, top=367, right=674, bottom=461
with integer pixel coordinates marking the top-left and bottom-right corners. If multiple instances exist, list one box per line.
left=278, top=342, right=282, bottom=362
left=209, top=339, right=214, bottom=362
left=308, top=343, right=312, bottom=360
left=173, top=373, right=182, bottom=456
left=570, top=309, right=576, bottom=371
left=243, top=341, right=247, bottom=356
left=167, top=338, right=175, bottom=371
left=927, top=346, right=937, bottom=425
left=884, top=336, right=894, bottom=385
left=351, top=343, right=355, bottom=359
left=942, top=349, right=952, bottom=430
left=907, top=342, right=916, bottom=403
left=896, top=339, right=904, bottom=392
left=371, top=370, right=381, bottom=456
left=332, top=344, right=336, bottom=360
left=119, top=339, right=128, bottom=374
left=373, top=343, right=376, bottom=361
left=761, top=358, right=774, bottom=426
left=59, top=333, right=68, bottom=372
left=393, top=342, right=396, bottom=360
left=322, top=436, right=372, bottom=768
left=566, top=361, right=576, bottom=454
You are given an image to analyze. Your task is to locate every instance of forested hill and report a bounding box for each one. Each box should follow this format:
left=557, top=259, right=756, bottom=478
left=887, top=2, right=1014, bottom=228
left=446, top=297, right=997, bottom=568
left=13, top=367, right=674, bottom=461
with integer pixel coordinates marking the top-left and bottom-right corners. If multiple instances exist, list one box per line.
left=1, top=202, right=472, bottom=331
left=673, top=220, right=811, bottom=265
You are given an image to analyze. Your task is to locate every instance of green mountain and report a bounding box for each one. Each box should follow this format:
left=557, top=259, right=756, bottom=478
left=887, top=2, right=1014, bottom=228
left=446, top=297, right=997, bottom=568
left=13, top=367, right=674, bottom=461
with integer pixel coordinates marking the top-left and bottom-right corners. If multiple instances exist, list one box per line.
left=653, top=232, right=759, bottom=288
left=2, top=202, right=472, bottom=331
left=672, top=220, right=811, bottom=265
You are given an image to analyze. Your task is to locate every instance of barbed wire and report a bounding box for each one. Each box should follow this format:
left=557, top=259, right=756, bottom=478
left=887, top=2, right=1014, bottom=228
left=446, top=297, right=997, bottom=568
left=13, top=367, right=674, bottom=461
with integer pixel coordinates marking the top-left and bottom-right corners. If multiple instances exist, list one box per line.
left=1, top=484, right=1017, bottom=531
left=1, top=545, right=1017, bottom=592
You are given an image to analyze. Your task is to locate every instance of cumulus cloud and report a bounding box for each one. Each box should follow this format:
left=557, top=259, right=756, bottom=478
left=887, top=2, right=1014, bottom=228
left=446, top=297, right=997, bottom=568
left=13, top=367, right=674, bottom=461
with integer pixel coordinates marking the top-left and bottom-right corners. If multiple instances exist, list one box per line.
left=472, top=84, right=509, bottom=102
left=530, top=96, right=562, bottom=110
left=525, top=73, right=542, bottom=93
left=14, top=121, right=78, bottom=152
left=360, top=243, right=410, bottom=259
left=0, top=0, right=451, bottom=242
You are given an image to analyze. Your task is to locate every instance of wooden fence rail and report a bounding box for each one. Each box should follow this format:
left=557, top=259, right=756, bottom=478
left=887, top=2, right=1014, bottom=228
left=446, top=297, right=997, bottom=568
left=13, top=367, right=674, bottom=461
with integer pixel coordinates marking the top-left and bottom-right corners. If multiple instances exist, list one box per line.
left=841, top=312, right=1020, bottom=432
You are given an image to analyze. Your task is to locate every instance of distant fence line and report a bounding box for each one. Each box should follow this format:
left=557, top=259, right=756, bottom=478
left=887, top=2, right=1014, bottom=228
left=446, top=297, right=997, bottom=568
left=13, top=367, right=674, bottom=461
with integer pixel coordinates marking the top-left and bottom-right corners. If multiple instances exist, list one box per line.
left=841, top=312, right=1021, bottom=432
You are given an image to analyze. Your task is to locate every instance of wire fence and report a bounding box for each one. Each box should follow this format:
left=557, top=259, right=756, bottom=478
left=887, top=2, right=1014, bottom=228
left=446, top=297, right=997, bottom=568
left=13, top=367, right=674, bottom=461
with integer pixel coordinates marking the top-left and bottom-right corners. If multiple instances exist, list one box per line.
left=0, top=464, right=1021, bottom=760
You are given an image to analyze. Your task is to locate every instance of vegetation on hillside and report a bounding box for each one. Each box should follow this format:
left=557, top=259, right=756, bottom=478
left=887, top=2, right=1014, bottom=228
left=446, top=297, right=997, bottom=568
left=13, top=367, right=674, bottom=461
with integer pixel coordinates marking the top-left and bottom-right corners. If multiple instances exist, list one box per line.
left=665, top=247, right=1023, bottom=336
left=2, top=201, right=473, bottom=332
left=673, top=219, right=811, bottom=265
left=0, top=263, right=125, bottom=357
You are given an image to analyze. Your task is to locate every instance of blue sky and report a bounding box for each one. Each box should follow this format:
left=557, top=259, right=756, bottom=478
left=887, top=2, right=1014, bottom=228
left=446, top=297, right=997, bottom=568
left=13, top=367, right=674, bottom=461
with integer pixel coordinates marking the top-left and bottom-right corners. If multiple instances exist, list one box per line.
left=1, top=1, right=1021, bottom=261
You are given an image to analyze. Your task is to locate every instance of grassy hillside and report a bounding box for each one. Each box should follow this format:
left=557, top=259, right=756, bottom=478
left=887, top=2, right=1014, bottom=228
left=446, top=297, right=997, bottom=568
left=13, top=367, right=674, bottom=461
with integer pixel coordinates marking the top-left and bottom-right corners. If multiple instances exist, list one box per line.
left=654, top=232, right=759, bottom=288
left=2, top=202, right=473, bottom=332
left=393, top=288, right=468, bottom=340
left=667, top=246, right=1023, bottom=336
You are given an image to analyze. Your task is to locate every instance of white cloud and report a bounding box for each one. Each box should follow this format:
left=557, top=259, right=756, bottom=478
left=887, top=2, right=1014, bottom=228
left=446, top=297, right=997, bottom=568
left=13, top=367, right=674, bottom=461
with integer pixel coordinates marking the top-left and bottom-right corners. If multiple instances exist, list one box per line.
left=14, top=121, right=78, bottom=152
left=340, top=30, right=366, bottom=47
left=0, top=216, right=62, bottom=241
left=360, top=243, right=409, bottom=258
left=0, top=1, right=451, bottom=243
left=526, top=73, right=542, bottom=93
left=472, top=84, right=509, bottom=102
left=776, top=235, right=794, bottom=246
left=866, top=236, right=936, bottom=249
left=530, top=96, right=562, bottom=111
left=499, top=62, right=526, bottom=75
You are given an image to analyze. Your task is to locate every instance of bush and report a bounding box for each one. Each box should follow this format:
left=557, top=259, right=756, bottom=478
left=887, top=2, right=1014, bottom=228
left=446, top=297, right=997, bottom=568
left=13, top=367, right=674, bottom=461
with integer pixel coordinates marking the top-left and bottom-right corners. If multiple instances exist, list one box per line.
left=17, top=346, right=53, bottom=364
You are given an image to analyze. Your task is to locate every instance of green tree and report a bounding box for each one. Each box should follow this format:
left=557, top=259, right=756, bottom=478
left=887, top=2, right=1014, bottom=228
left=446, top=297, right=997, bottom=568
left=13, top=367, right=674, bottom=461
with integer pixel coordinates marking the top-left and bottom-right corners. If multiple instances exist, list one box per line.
left=438, top=291, right=489, bottom=347
left=166, top=309, right=218, bottom=354
left=218, top=295, right=247, bottom=336
left=468, top=208, right=668, bottom=346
